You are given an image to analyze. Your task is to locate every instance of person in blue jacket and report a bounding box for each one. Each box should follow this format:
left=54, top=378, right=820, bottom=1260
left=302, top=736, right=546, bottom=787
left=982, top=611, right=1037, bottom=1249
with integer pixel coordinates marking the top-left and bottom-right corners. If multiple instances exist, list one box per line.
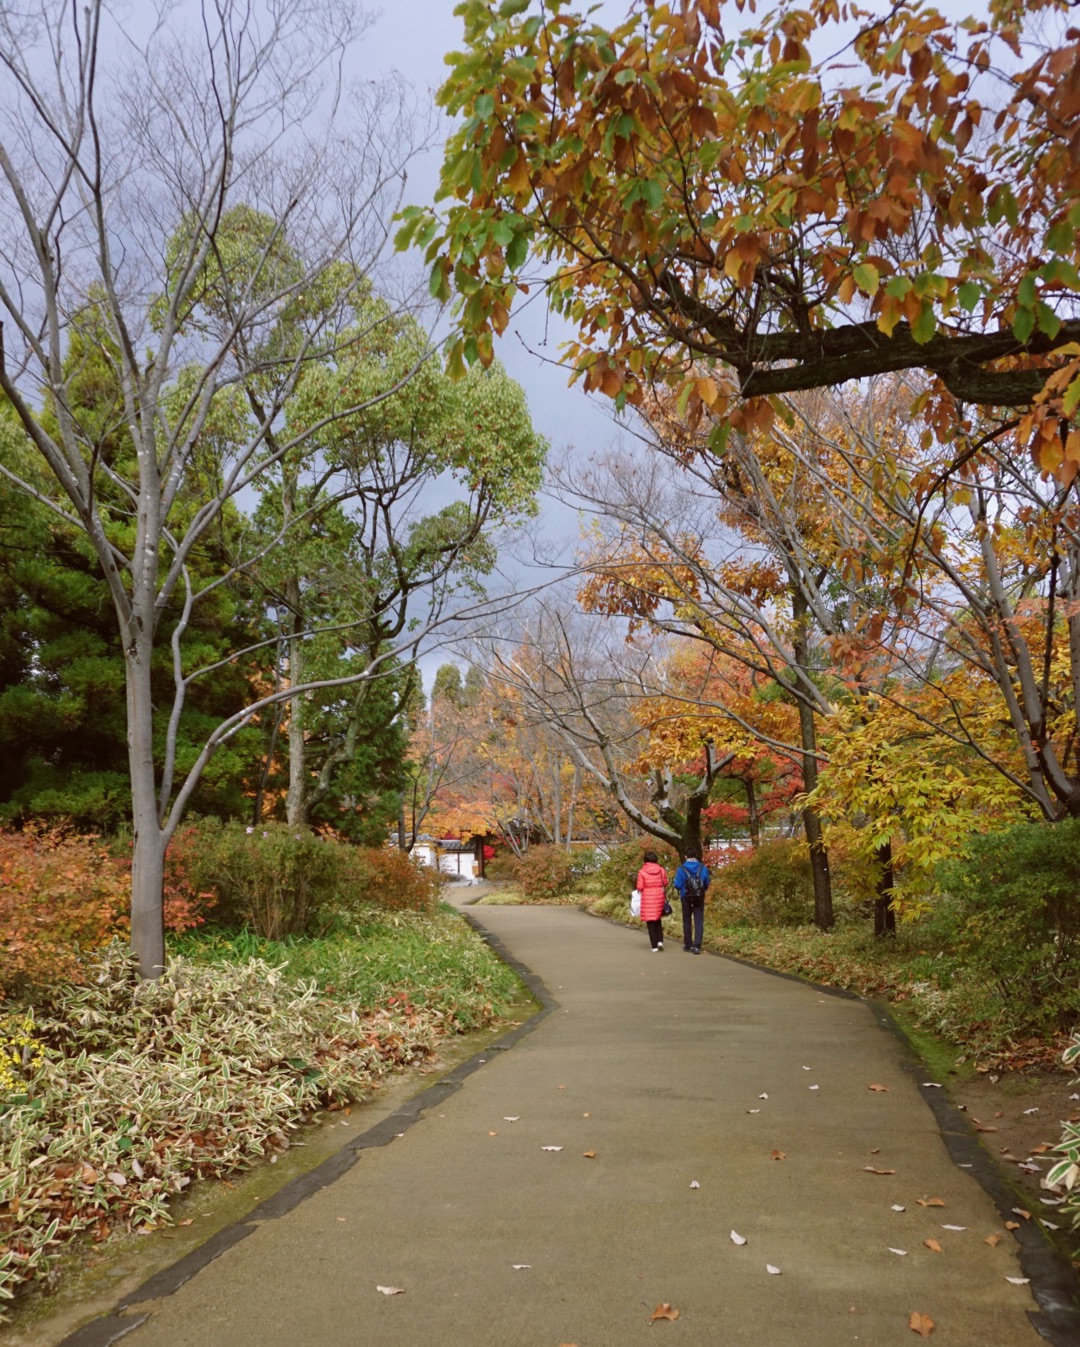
left=672, top=848, right=710, bottom=953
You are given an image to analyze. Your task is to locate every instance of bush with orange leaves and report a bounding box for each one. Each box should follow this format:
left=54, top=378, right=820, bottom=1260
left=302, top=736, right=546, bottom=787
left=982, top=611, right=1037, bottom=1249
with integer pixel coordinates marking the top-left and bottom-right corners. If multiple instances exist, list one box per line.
left=0, top=826, right=128, bottom=993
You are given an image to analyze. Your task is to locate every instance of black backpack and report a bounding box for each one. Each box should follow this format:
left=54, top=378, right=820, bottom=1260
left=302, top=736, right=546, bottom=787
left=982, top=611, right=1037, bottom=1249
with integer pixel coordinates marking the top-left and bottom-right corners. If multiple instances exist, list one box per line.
left=682, top=864, right=706, bottom=902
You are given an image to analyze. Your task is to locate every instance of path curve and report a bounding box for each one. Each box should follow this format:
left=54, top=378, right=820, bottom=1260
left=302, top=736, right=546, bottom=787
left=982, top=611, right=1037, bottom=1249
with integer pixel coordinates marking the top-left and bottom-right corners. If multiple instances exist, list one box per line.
left=71, top=902, right=1065, bottom=1347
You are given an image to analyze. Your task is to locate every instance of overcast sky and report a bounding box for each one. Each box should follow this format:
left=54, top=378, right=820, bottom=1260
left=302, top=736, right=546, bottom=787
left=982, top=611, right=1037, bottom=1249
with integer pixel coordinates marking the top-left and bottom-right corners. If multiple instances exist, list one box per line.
left=360, top=0, right=631, bottom=587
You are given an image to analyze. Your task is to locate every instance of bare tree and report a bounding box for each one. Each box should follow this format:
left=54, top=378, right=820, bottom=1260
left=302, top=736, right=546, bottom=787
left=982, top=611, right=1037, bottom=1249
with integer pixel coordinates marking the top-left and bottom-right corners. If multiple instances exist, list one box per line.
left=0, top=2, right=547, bottom=974
left=479, top=606, right=733, bottom=860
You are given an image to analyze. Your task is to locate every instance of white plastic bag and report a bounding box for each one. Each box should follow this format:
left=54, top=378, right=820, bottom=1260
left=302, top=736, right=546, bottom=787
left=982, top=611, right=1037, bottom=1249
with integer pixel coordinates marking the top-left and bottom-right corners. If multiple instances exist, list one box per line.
left=630, top=890, right=641, bottom=918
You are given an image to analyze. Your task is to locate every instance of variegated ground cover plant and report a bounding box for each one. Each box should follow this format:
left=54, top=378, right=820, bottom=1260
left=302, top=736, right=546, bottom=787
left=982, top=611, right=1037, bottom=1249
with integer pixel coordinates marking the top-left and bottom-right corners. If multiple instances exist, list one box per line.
left=0, top=917, right=512, bottom=1315
left=1049, top=1036, right=1080, bottom=1227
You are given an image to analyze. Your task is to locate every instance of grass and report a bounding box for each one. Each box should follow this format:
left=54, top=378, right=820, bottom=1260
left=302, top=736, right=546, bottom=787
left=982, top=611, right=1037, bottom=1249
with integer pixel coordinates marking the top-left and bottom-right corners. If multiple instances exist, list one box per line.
left=170, top=902, right=522, bottom=1032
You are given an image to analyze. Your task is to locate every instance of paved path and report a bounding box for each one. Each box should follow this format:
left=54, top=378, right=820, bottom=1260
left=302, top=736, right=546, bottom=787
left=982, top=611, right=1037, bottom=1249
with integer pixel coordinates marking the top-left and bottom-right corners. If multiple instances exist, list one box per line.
left=115, top=903, right=1048, bottom=1347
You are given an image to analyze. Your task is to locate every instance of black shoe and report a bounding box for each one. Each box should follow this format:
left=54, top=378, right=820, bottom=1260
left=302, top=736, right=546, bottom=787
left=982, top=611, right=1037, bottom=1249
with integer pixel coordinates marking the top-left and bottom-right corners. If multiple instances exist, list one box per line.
left=683, top=945, right=692, bottom=952
left=691, top=945, right=702, bottom=954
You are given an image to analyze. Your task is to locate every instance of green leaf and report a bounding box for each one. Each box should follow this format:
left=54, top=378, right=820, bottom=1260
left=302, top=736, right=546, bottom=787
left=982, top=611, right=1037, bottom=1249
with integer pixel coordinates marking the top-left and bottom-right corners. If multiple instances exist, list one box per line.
left=1036, top=302, right=1062, bottom=340
left=506, top=231, right=529, bottom=271
left=1012, top=306, right=1036, bottom=344
left=885, top=276, right=912, bottom=299
left=852, top=262, right=880, bottom=296
left=429, top=260, right=451, bottom=302
left=473, top=94, right=495, bottom=121
left=499, top=0, right=531, bottom=15
left=958, top=281, right=981, bottom=313
left=640, top=179, right=664, bottom=211
left=1017, top=274, right=1036, bottom=309
left=911, top=303, right=937, bottom=344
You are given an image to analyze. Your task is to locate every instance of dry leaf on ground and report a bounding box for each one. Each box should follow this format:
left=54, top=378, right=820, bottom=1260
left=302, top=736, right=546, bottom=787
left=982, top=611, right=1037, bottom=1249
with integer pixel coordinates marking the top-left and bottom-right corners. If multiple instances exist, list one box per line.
left=889, top=1248, right=908, bottom=1256
left=770, top=1150, right=786, bottom=1161
left=488, top=1131, right=498, bottom=1137
left=582, top=1151, right=596, bottom=1159
left=985, top=1234, right=1003, bottom=1247
left=541, top=1146, right=563, bottom=1152
left=730, top=1230, right=747, bottom=1245
left=766, top=1264, right=781, bottom=1274
left=923, top=1238, right=943, bottom=1253
left=376, top=1286, right=405, bottom=1295
left=892, top=1204, right=906, bottom=1212
left=649, top=1303, right=680, bottom=1322
left=942, top=1225, right=965, bottom=1232
left=917, top=1198, right=945, bottom=1208
left=503, top=1116, right=520, bottom=1122
left=512, top=1264, right=530, bottom=1270
left=909, top=1311, right=935, bottom=1337
left=1012, top=1208, right=1032, bottom=1220
left=1006, top=1277, right=1030, bottom=1285
left=690, top=1180, right=700, bottom=1189
left=1005, top=1221, right=1021, bottom=1231
left=865, top=1166, right=896, bottom=1175
left=869, top=1084, right=889, bottom=1092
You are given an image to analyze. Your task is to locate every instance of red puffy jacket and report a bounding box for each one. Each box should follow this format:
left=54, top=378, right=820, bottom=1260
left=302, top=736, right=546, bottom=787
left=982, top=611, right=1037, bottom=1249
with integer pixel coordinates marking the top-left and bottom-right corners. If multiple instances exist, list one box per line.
left=636, top=862, right=669, bottom=922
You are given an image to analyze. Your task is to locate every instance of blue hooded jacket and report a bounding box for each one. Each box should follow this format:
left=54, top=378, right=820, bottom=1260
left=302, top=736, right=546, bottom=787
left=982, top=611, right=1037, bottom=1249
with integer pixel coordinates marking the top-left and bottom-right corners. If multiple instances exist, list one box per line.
left=673, top=857, right=710, bottom=898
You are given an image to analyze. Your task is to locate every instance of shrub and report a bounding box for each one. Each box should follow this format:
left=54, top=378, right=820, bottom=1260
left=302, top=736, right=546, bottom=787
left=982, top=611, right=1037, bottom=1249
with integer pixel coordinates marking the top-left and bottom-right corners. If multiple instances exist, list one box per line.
left=483, top=849, right=517, bottom=882
left=708, top=839, right=815, bottom=927
left=0, top=825, right=128, bottom=993
left=511, top=844, right=577, bottom=900
left=174, top=821, right=438, bottom=938
left=936, top=818, right=1080, bottom=1032
left=335, top=846, right=440, bottom=915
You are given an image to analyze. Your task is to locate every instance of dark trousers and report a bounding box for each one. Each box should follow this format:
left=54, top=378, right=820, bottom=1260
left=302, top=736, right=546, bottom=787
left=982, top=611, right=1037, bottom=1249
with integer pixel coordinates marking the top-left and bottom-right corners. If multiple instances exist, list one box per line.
left=645, top=918, right=664, bottom=948
left=681, top=897, right=704, bottom=949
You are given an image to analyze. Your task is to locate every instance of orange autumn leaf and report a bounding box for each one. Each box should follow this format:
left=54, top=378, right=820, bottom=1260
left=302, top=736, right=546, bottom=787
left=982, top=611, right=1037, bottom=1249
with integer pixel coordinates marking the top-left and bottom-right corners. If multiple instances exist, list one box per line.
left=923, top=1238, right=943, bottom=1253
left=909, top=1311, right=936, bottom=1338
left=770, top=1150, right=787, bottom=1161
left=917, top=1198, right=945, bottom=1208
left=985, top=1234, right=1003, bottom=1247
left=868, top=1084, right=889, bottom=1093
left=649, top=1304, right=681, bottom=1322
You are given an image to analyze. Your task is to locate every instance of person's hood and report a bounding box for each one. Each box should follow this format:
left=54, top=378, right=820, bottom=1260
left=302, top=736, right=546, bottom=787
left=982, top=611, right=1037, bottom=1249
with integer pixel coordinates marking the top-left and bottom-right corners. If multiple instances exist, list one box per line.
left=642, top=861, right=665, bottom=872
left=683, top=858, right=703, bottom=870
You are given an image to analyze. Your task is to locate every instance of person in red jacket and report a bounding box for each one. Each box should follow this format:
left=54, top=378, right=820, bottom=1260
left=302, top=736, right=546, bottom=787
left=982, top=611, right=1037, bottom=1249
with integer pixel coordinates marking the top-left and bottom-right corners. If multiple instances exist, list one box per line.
left=636, top=849, right=669, bottom=951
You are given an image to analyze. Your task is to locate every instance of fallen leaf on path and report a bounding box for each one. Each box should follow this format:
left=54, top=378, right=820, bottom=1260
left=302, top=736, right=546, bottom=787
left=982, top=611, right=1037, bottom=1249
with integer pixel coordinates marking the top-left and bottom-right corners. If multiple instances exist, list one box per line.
left=730, top=1230, right=747, bottom=1245
left=869, top=1148, right=880, bottom=1154
left=759, top=1093, right=769, bottom=1100
left=336, top=1218, right=346, bottom=1223
left=994, top=1110, right=1003, bottom=1118
left=178, top=1219, right=193, bottom=1227
left=1012, top=1208, right=1032, bottom=1220
left=583, top=1112, right=590, bottom=1117
left=809, top=1084, right=820, bottom=1091
left=889, top=1248, right=908, bottom=1256
left=941, top=1225, right=966, bottom=1231
left=557, top=1085, right=566, bottom=1090
left=649, top=1303, right=680, bottom=1322
left=869, top=1083, right=889, bottom=1093
left=892, top=1204, right=906, bottom=1212
left=1006, top=1277, right=1030, bottom=1285
left=864, top=1166, right=896, bottom=1175
left=1042, top=1219, right=1060, bottom=1230
left=922, top=1082, right=942, bottom=1088
left=803, top=1065, right=812, bottom=1070
left=770, top=1150, right=787, bottom=1161
left=1031, top=1144, right=1051, bottom=1154
left=974, top=1123, right=998, bottom=1133
left=917, top=1198, right=945, bottom=1208
left=985, top=1233, right=1003, bottom=1246
left=503, top=1116, right=520, bottom=1122
left=376, top=1286, right=405, bottom=1296
left=582, top=1151, right=596, bottom=1159
left=1023, top=1108, right=1040, bottom=1115
left=489, top=1131, right=498, bottom=1137
left=766, top=1264, right=781, bottom=1274
left=909, top=1311, right=935, bottom=1337
left=511, top=1264, right=531, bottom=1270
left=690, top=1180, right=700, bottom=1189
left=1005, top=1221, right=1021, bottom=1231
left=541, top=1146, right=563, bottom=1152
left=747, top=1109, right=761, bottom=1114
left=923, top=1239, right=943, bottom=1253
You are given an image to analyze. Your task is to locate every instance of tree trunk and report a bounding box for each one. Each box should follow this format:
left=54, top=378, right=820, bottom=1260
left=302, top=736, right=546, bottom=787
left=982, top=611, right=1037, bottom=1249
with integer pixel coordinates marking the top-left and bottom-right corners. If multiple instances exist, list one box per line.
left=126, top=634, right=166, bottom=979
left=285, top=578, right=306, bottom=828
left=791, top=590, right=834, bottom=930
left=874, top=839, right=896, bottom=937
left=745, top=778, right=760, bottom=847
left=398, top=792, right=410, bottom=853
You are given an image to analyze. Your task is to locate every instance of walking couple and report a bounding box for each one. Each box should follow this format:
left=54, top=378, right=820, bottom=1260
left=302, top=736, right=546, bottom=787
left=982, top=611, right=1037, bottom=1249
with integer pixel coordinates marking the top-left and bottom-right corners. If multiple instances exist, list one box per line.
left=635, top=848, right=710, bottom=953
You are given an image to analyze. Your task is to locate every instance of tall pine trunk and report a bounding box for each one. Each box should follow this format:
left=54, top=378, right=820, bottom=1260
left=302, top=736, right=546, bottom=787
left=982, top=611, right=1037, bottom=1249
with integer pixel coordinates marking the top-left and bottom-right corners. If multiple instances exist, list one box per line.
left=126, top=631, right=166, bottom=978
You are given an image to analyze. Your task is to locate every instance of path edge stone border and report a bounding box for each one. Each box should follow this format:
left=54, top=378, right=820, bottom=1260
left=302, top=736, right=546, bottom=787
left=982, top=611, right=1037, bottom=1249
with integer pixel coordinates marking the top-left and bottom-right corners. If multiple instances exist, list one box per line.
left=587, top=903, right=1080, bottom=1345
left=52, top=917, right=556, bottom=1347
